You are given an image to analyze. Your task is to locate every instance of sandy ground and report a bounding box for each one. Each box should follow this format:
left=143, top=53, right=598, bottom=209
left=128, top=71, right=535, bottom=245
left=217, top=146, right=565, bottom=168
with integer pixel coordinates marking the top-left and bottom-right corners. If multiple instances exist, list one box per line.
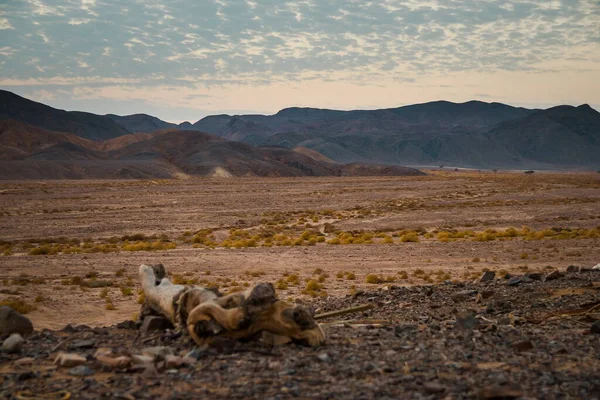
left=1, top=172, right=599, bottom=329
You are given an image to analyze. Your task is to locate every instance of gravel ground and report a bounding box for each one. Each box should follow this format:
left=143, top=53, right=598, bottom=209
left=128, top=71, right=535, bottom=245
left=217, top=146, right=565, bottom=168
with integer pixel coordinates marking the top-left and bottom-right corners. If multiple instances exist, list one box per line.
left=2, top=268, right=600, bottom=399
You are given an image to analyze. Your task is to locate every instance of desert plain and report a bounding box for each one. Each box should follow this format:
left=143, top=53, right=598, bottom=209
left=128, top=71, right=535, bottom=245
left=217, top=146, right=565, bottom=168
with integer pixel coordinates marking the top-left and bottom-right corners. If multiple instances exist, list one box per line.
left=2, top=171, right=600, bottom=399
left=1, top=171, right=599, bottom=328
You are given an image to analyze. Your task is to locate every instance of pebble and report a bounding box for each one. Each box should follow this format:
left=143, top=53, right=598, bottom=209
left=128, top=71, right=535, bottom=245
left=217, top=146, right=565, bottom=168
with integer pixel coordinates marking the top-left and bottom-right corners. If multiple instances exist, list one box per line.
left=116, top=320, right=137, bottom=330
left=131, top=354, right=155, bottom=365
left=506, top=277, right=522, bottom=286
left=455, top=311, right=478, bottom=330
left=525, top=273, right=543, bottom=281
left=317, top=353, right=331, bottom=363
left=54, top=353, right=87, bottom=368
left=512, top=340, right=533, bottom=352
left=566, top=265, right=580, bottom=273
left=15, top=357, right=35, bottom=365
left=97, top=355, right=131, bottom=369
left=2, top=333, right=24, bottom=353
left=71, top=339, right=95, bottom=349
left=545, top=270, right=563, bottom=281
left=0, top=306, right=34, bottom=337
left=139, top=316, right=172, bottom=335
left=185, top=348, right=209, bottom=360
left=423, top=382, right=446, bottom=394
left=590, top=321, right=600, bottom=334
left=480, top=271, right=496, bottom=282
left=69, top=365, right=94, bottom=377
left=142, top=346, right=174, bottom=359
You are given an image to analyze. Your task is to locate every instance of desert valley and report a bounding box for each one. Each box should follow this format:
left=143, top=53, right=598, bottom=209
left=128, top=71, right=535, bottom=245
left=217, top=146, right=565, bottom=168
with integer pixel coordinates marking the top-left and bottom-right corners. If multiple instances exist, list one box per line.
left=1, top=90, right=600, bottom=397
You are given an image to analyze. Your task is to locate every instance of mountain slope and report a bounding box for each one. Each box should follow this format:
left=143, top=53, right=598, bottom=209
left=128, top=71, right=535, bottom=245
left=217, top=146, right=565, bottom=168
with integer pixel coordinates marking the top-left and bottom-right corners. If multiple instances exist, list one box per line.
left=0, top=123, right=425, bottom=179
left=106, top=113, right=179, bottom=133
left=0, top=90, right=131, bottom=140
left=486, top=104, right=600, bottom=166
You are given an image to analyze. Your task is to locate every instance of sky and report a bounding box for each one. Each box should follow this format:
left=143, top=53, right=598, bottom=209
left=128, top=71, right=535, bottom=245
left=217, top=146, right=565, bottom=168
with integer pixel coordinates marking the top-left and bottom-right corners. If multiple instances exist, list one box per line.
left=0, top=0, right=599, bottom=123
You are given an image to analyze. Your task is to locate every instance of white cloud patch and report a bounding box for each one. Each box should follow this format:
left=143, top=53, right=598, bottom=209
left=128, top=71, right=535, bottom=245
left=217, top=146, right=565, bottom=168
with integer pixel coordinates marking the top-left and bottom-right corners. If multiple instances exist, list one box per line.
left=0, top=0, right=597, bottom=120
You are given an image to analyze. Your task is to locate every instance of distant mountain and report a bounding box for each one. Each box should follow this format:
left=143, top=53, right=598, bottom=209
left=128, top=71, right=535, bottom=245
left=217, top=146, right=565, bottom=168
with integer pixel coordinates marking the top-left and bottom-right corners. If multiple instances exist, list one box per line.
left=486, top=104, right=600, bottom=166
left=2, top=89, right=599, bottom=169
left=106, top=113, right=179, bottom=133
left=0, top=121, right=424, bottom=179
left=0, top=90, right=131, bottom=140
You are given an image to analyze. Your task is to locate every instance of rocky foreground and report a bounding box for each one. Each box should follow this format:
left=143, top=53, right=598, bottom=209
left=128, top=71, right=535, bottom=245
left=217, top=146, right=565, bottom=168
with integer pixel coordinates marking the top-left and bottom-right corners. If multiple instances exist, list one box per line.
left=2, top=267, right=600, bottom=399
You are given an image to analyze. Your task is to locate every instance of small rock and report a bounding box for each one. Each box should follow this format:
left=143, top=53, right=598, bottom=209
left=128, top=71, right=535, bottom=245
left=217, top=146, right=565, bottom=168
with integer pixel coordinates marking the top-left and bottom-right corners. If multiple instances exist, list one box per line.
left=394, top=324, right=417, bottom=337
left=480, top=271, right=496, bottom=282
left=185, top=348, right=208, bottom=360
left=590, top=321, right=600, bottom=334
left=479, top=386, right=523, bottom=399
left=14, top=357, right=35, bottom=365
left=54, top=353, right=87, bottom=368
left=455, top=311, right=478, bottom=330
left=69, top=365, right=94, bottom=377
left=317, top=353, right=331, bottom=363
left=482, top=290, right=495, bottom=299
left=592, top=263, right=600, bottom=271
left=131, top=354, right=154, bottom=365
left=566, top=265, right=580, bottom=273
left=139, top=316, right=173, bottom=335
left=2, top=333, right=24, bottom=353
left=71, top=339, right=95, bottom=349
left=506, top=276, right=522, bottom=286
left=165, top=355, right=185, bottom=369
left=261, top=331, right=292, bottom=346
left=141, top=346, right=174, bottom=359
left=423, top=382, right=446, bottom=394
left=97, top=355, right=131, bottom=369
left=0, top=306, right=34, bottom=337
left=93, top=348, right=113, bottom=358
left=451, top=290, right=477, bottom=302
left=545, top=270, right=563, bottom=281
left=512, top=340, right=533, bottom=352
left=524, top=272, right=543, bottom=281
left=521, top=276, right=533, bottom=284
left=116, top=320, right=137, bottom=330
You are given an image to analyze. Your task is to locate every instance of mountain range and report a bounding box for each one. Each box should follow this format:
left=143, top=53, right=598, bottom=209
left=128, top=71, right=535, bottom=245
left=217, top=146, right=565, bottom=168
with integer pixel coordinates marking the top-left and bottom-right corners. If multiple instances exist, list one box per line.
left=1, top=89, right=599, bottom=179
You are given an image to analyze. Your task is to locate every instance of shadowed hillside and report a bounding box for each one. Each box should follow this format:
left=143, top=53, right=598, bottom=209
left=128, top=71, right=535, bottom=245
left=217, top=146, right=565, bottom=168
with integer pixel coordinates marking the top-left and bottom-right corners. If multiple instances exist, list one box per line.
left=0, top=122, right=425, bottom=179
left=2, top=90, right=599, bottom=169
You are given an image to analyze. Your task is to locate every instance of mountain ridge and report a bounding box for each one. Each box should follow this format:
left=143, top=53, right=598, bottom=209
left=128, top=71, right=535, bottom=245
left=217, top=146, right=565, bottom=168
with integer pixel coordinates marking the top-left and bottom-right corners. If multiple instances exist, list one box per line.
left=1, top=90, right=599, bottom=169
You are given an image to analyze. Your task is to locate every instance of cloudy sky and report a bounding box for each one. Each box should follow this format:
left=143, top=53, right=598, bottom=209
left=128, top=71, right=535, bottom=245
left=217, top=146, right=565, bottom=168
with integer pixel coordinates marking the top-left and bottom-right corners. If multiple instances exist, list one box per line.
left=1, top=0, right=599, bottom=122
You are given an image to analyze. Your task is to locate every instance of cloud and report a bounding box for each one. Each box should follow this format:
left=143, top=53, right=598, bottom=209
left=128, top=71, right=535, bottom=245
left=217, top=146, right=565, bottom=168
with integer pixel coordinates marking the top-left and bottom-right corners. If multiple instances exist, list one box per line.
left=0, top=0, right=597, bottom=121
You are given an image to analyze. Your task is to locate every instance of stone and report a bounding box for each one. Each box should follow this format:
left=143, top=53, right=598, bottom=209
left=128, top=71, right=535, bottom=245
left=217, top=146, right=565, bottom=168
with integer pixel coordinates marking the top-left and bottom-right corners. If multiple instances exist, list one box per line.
left=71, top=339, right=95, bottom=349
left=54, top=353, right=87, bottom=368
left=69, top=365, right=94, bottom=377
left=592, top=263, right=600, bottom=271
left=131, top=354, right=154, bottom=365
left=481, top=290, right=495, bottom=299
left=506, top=276, right=522, bottom=286
left=185, top=348, right=209, bottom=360
left=261, top=331, right=292, bottom=346
left=93, top=348, right=113, bottom=358
left=423, top=382, right=446, bottom=394
left=545, top=270, right=563, bottom=281
left=590, top=321, right=600, bottom=334
left=2, top=333, right=24, bottom=353
left=0, top=306, right=33, bottom=337
left=165, top=355, right=185, bottom=369
left=451, top=290, right=478, bottom=302
left=455, top=311, right=478, bottom=330
left=139, top=316, right=172, bottom=335
left=566, top=265, right=580, bottom=273
left=524, top=272, right=543, bottom=281
left=511, top=340, right=533, bottom=352
left=317, top=353, right=331, bottom=363
left=97, top=355, right=131, bottom=369
left=15, top=357, right=35, bottom=365
left=141, top=346, right=174, bottom=359
left=480, top=271, right=496, bottom=282
left=116, top=320, right=137, bottom=330
left=479, top=386, right=523, bottom=399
